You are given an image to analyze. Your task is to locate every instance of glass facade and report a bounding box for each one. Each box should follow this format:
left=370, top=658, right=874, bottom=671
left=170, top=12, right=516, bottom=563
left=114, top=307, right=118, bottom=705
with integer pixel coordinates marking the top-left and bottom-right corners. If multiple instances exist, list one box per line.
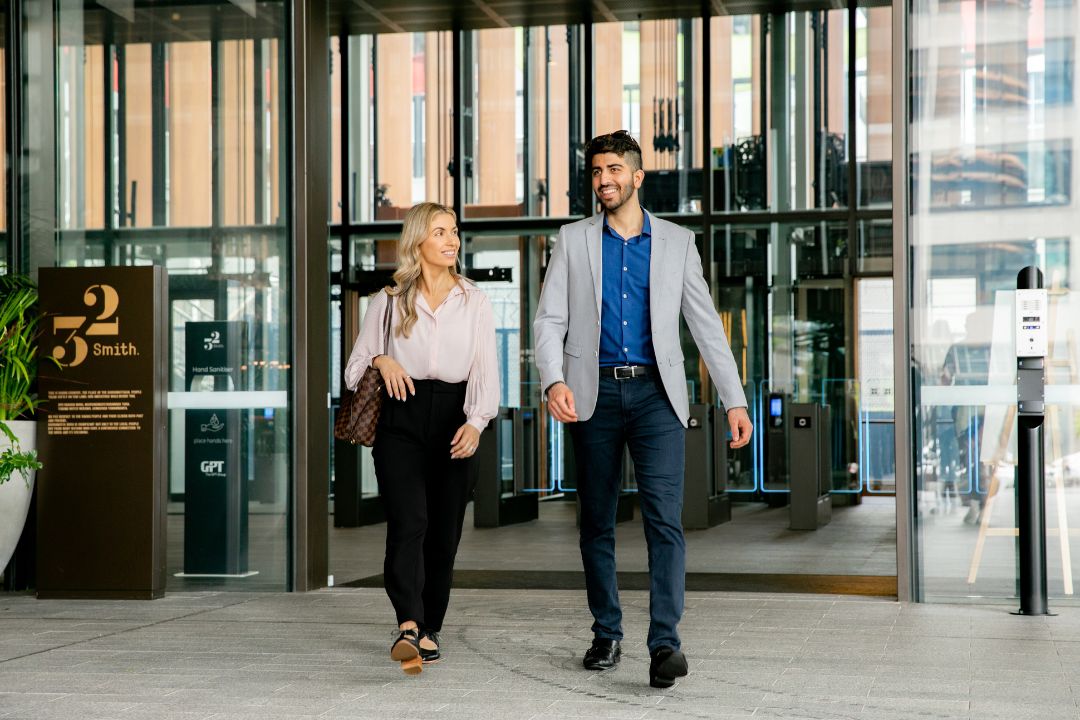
left=0, top=0, right=967, bottom=595
left=709, top=16, right=766, bottom=213
left=910, top=0, right=1080, bottom=601
left=53, top=1, right=292, bottom=591
left=347, top=32, right=456, bottom=221
left=464, top=28, right=575, bottom=218
left=595, top=20, right=703, bottom=214
left=324, top=6, right=897, bottom=582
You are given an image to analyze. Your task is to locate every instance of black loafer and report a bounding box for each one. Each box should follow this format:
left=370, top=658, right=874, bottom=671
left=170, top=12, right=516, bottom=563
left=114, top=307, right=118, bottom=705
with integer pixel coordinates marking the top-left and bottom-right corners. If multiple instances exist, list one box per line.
left=390, top=627, right=420, bottom=661
left=419, top=629, right=441, bottom=664
left=390, top=627, right=422, bottom=675
left=649, top=646, right=688, bottom=688
left=583, top=638, right=621, bottom=670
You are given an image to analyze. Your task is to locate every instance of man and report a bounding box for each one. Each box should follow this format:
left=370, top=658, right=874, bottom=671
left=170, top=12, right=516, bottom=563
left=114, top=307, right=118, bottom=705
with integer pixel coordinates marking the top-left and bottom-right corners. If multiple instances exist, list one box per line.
left=533, top=130, right=753, bottom=688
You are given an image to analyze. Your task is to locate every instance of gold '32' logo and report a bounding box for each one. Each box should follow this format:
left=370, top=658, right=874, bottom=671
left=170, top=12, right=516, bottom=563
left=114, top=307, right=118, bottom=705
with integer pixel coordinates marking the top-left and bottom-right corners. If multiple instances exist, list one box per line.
left=51, top=284, right=120, bottom=367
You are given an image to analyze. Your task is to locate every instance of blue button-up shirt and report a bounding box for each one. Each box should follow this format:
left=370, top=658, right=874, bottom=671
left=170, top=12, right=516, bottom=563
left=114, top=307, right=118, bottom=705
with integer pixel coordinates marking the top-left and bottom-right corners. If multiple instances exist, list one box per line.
left=599, top=212, right=656, bottom=367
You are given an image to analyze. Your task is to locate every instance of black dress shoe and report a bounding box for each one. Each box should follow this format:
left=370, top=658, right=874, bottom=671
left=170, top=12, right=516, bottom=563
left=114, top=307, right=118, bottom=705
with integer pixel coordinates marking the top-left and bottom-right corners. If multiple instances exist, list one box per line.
left=583, top=638, right=621, bottom=670
left=419, top=629, right=441, bottom=664
left=649, top=646, right=688, bottom=688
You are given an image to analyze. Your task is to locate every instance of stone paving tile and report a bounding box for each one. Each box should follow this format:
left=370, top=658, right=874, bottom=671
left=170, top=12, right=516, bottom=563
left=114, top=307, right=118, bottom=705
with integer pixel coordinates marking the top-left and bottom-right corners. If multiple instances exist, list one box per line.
left=970, top=678, right=1077, bottom=703
left=116, top=714, right=217, bottom=720
left=539, top=699, right=657, bottom=718
left=877, top=648, right=971, bottom=667
left=5, top=589, right=1080, bottom=719
left=967, top=699, right=1080, bottom=720
left=644, top=710, right=756, bottom=720
left=752, top=702, right=865, bottom=719
left=865, top=675, right=969, bottom=702
left=686, top=669, right=777, bottom=693
left=768, top=672, right=874, bottom=699
left=860, top=695, right=970, bottom=716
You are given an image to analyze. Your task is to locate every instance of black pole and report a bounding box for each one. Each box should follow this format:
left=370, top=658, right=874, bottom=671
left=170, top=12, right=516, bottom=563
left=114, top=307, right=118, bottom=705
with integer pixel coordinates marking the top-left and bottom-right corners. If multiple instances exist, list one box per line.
left=151, top=43, right=167, bottom=226
left=6, top=0, right=24, bottom=273
left=1017, top=412, right=1047, bottom=614
left=1016, top=265, right=1048, bottom=616
left=452, top=29, right=464, bottom=220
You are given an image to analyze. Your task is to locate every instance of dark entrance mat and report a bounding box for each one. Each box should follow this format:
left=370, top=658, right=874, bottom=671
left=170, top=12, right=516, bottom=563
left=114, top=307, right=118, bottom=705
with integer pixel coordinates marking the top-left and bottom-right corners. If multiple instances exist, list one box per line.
left=341, top=570, right=896, bottom=596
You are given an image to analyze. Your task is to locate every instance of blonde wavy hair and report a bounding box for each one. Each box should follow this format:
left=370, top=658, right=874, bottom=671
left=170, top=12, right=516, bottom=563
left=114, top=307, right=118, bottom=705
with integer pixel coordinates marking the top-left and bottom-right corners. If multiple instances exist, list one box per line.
left=385, top=202, right=462, bottom=338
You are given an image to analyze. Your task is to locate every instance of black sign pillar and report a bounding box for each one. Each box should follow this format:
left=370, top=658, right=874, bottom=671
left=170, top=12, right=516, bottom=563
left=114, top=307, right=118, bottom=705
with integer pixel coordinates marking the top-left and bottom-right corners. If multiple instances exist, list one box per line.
left=37, top=267, right=168, bottom=599
left=183, top=322, right=248, bottom=576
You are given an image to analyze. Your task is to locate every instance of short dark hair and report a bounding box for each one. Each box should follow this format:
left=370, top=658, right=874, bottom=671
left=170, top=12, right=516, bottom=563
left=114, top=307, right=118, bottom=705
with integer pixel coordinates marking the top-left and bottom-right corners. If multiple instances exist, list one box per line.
left=585, top=130, right=643, bottom=172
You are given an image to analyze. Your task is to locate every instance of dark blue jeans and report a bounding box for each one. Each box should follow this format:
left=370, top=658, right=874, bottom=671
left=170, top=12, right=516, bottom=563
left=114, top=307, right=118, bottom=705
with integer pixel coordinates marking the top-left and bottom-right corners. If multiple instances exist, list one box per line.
left=569, top=374, right=686, bottom=652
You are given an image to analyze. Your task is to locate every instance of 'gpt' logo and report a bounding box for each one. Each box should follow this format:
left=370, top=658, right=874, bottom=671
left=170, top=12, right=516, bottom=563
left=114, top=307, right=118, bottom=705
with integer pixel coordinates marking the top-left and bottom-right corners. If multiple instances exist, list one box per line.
left=200, top=461, right=225, bottom=475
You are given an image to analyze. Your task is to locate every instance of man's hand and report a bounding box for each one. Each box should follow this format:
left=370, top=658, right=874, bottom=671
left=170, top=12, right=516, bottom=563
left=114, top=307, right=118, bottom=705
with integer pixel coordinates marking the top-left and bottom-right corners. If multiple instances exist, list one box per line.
left=546, top=382, right=579, bottom=423
left=727, top=407, right=753, bottom=449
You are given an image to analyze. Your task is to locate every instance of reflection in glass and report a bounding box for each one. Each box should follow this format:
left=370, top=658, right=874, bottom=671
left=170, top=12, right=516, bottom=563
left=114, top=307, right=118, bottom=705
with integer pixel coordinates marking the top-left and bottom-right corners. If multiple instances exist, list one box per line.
left=713, top=278, right=763, bottom=493
left=348, top=32, right=454, bottom=222
left=911, top=0, right=1080, bottom=600
left=794, top=279, right=861, bottom=492
left=59, top=44, right=105, bottom=229
left=920, top=141, right=1071, bottom=209
left=168, top=42, right=213, bottom=226
left=790, top=222, right=849, bottom=278
left=856, top=7, right=893, bottom=208
left=464, top=27, right=575, bottom=219
left=814, top=10, right=850, bottom=210
left=466, top=236, right=523, bottom=406
left=857, top=219, right=893, bottom=274
left=595, top=20, right=702, bottom=213
left=56, top=0, right=291, bottom=591
left=330, top=37, right=342, bottom=225
left=711, top=16, right=767, bottom=212
left=715, top=224, right=768, bottom=278
left=857, top=279, right=895, bottom=493
left=709, top=11, right=891, bottom=212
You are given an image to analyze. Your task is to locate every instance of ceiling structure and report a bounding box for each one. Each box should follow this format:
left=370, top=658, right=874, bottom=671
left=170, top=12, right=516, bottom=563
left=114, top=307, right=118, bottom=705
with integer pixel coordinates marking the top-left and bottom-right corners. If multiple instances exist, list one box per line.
left=65, top=0, right=885, bottom=46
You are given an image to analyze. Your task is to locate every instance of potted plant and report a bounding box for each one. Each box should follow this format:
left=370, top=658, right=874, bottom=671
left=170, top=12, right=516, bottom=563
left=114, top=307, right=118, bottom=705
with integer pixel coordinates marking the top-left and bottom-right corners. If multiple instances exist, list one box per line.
left=0, top=275, right=51, bottom=577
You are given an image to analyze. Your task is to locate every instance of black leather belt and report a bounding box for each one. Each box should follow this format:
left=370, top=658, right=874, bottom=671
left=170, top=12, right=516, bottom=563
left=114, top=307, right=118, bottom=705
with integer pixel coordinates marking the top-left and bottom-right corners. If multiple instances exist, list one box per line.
left=599, top=365, right=655, bottom=380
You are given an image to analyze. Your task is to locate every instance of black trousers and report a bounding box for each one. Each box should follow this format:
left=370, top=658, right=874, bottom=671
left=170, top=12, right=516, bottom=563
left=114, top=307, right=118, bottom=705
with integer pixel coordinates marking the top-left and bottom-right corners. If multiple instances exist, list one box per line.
left=372, top=379, right=475, bottom=630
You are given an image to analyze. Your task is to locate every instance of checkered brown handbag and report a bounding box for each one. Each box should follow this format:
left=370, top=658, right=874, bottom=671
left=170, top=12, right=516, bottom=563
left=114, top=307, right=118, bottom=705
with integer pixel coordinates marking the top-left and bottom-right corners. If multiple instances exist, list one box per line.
left=334, top=294, right=394, bottom=447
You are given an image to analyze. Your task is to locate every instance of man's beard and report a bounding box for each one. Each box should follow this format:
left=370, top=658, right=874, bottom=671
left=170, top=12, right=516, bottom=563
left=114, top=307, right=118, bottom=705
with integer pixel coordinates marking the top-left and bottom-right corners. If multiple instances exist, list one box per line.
left=596, top=181, right=634, bottom=211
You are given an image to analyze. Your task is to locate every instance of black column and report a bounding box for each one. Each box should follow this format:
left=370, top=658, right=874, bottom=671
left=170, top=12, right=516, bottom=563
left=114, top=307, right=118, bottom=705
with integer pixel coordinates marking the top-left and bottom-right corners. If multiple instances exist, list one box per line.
left=290, top=0, right=330, bottom=591
left=151, top=43, right=167, bottom=226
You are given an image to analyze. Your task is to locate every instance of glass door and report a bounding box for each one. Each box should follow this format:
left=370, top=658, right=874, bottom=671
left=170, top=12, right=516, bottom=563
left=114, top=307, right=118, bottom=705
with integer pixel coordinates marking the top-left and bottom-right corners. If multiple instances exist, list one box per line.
left=55, top=0, right=292, bottom=590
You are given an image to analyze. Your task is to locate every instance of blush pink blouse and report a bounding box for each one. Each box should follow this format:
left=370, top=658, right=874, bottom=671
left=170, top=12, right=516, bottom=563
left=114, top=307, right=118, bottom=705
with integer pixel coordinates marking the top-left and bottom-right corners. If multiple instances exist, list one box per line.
left=344, top=282, right=500, bottom=432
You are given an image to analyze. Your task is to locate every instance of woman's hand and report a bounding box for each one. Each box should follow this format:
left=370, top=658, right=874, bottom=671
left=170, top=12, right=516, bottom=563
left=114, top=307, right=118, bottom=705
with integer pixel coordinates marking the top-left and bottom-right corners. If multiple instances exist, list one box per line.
left=450, top=423, right=481, bottom=460
left=373, top=355, right=415, bottom=401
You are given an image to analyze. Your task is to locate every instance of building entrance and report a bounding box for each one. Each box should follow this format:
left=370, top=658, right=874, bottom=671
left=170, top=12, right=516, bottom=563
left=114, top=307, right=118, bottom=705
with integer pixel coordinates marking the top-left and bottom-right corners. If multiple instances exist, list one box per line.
left=320, top=5, right=899, bottom=595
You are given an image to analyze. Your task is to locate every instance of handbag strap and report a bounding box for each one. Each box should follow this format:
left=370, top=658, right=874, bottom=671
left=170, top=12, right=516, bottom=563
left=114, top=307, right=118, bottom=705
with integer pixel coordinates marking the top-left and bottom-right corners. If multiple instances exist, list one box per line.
left=381, top=291, right=394, bottom=356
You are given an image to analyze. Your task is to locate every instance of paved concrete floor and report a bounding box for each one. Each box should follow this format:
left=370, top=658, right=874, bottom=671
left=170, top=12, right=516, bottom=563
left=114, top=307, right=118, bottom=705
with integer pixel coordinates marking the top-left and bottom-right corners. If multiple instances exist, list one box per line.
left=3, top=588, right=1080, bottom=719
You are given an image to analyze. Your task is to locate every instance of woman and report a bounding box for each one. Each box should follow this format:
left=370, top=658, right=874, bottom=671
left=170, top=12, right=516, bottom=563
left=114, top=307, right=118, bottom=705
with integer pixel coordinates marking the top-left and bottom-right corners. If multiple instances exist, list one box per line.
left=344, top=202, right=498, bottom=675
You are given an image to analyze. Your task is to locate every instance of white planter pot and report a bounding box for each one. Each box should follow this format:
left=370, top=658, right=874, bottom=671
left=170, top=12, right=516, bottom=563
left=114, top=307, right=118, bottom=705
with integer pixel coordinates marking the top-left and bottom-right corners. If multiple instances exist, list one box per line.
left=0, top=420, right=37, bottom=576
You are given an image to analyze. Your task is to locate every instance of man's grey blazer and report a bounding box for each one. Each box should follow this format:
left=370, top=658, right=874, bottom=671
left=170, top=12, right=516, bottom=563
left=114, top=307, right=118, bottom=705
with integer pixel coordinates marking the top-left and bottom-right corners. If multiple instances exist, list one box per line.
left=533, top=211, right=748, bottom=427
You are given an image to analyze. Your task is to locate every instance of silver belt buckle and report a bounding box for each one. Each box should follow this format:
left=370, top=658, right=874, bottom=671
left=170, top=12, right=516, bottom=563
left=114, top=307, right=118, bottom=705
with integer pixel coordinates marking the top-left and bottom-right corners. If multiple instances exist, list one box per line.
left=613, top=365, right=634, bottom=380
